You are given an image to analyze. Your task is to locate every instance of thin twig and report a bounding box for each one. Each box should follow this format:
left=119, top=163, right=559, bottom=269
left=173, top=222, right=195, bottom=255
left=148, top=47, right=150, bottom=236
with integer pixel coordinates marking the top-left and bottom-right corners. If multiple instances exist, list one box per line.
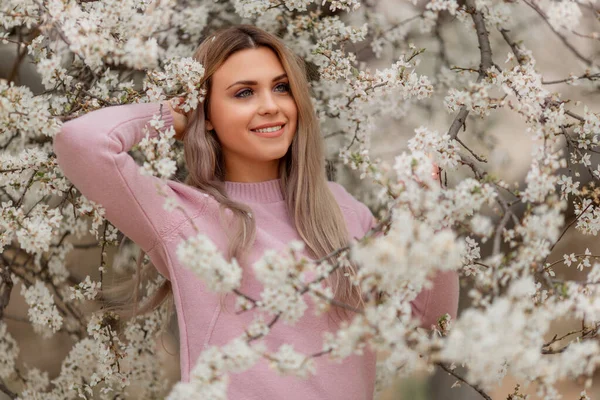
left=543, top=72, right=600, bottom=85
left=436, top=363, right=492, bottom=400
left=545, top=201, right=593, bottom=263
left=455, top=137, right=487, bottom=162
left=522, top=0, right=593, bottom=66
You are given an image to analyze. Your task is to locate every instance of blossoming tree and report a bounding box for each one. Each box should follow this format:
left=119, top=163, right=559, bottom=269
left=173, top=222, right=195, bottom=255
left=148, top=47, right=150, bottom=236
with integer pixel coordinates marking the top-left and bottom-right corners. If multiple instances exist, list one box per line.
left=1, top=0, right=599, bottom=399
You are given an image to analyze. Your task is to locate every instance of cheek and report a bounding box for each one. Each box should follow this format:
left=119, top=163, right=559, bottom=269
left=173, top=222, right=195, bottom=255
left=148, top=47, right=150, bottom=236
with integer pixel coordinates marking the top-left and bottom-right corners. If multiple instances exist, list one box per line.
left=213, top=109, right=252, bottom=148
left=284, top=99, right=298, bottom=127
left=216, top=101, right=253, bottom=127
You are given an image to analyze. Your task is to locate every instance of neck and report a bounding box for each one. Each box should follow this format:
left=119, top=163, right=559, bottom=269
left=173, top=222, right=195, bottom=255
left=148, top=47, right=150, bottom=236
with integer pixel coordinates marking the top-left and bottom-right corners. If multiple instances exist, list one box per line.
left=224, top=158, right=280, bottom=183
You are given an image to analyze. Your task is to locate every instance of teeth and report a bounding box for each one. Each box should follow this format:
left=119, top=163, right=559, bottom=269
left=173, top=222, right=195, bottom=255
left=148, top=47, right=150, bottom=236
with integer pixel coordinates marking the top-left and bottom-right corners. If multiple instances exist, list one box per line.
left=253, top=125, right=282, bottom=133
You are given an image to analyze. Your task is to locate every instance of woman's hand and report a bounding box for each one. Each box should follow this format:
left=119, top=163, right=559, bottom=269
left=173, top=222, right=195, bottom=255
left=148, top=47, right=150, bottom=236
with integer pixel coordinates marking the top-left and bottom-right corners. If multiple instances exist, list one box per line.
left=408, top=157, right=440, bottom=188
left=429, top=153, right=440, bottom=184
left=163, top=98, right=188, bottom=141
left=432, top=162, right=440, bottom=181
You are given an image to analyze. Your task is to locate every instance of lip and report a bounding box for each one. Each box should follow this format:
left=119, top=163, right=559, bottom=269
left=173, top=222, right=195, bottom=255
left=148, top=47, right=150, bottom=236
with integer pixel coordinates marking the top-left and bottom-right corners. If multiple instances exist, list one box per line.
left=251, top=121, right=286, bottom=130
left=250, top=124, right=285, bottom=138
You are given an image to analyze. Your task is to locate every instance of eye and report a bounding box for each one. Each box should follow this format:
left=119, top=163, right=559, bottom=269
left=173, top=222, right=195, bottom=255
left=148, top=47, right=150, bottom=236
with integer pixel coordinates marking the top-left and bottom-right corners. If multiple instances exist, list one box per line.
left=234, top=82, right=291, bottom=98
left=235, top=88, right=253, bottom=98
left=275, top=82, right=290, bottom=93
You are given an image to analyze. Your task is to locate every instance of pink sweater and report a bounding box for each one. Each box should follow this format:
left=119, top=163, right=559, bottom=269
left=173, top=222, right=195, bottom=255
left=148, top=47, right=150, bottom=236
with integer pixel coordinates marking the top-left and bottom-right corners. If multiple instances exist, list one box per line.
left=53, top=102, right=459, bottom=399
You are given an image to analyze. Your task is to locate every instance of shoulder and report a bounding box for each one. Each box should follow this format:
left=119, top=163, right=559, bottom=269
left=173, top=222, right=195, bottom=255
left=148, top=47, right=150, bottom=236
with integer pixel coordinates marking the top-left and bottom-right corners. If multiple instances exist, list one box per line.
left=326, top=181, right=374, bottom=237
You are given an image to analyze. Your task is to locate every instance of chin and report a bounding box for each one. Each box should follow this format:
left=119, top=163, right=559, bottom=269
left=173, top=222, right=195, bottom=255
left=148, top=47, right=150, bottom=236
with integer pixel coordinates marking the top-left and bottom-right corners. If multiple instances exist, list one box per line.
left=256, top=144, right=292, bottom=160
left=257, top=151, right=289, bottom=162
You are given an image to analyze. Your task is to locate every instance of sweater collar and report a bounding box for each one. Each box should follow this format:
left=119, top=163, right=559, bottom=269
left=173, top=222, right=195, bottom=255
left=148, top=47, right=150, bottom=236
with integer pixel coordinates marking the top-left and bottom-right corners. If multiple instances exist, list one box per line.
left=224, top=178, right=284, bottom=203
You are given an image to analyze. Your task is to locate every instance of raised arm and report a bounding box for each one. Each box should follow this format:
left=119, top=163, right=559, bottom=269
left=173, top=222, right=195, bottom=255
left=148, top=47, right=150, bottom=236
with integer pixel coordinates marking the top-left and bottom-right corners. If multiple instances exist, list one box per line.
left=410, top=269, right=459, bottom=330
left=53, top=102, right=186, bottom=257
left=359, top=207, right=459, bottom=330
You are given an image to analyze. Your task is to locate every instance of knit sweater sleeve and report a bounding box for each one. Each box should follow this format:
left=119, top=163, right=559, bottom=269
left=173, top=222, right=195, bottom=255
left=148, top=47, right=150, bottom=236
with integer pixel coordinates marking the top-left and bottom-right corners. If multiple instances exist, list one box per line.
left=53, top=102, right=184, bottom=257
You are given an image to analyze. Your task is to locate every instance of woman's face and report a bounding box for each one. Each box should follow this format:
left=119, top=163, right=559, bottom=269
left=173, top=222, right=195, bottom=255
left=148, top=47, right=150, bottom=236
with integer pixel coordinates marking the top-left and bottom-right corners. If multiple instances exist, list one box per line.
left=205, top=46, right=298, bottom=182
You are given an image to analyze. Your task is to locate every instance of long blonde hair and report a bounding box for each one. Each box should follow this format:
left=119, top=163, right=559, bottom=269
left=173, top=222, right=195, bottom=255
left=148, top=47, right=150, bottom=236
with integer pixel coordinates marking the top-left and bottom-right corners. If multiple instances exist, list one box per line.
left=103, top=24, right=363, bottom=326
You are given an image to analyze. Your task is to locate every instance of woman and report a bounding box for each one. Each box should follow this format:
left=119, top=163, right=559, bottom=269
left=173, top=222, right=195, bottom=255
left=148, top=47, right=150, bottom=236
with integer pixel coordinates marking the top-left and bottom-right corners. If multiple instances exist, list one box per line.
left=53, top=24, right=458, bottom=399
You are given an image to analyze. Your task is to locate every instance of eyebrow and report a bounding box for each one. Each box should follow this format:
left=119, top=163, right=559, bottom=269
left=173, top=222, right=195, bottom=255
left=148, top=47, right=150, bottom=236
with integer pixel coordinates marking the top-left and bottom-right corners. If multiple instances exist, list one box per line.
left=226, top=73, right=288, bottom=90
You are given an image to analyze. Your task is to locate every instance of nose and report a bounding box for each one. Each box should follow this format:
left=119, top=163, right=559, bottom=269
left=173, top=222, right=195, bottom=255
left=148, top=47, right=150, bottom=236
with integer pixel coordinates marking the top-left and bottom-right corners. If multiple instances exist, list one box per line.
left=257, top=91, right=279, bottom=115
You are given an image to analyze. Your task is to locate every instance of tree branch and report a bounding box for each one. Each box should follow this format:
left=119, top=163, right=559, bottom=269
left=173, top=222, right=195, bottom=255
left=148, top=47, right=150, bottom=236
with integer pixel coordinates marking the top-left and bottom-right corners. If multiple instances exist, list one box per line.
left=448, top=0, right=493, bottom=140
left=436, top=362, right=492, bottom=400
left=0, top=380, right=17, bottom=400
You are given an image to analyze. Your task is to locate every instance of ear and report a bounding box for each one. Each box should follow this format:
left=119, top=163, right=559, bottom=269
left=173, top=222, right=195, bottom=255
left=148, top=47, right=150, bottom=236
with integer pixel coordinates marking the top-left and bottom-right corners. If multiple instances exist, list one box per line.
left=205, top=120, right=214, bottom=131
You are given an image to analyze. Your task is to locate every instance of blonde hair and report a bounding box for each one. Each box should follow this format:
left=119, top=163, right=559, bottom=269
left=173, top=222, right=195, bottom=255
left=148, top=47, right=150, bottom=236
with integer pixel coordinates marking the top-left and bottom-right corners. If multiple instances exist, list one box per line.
left=102, top=24, right=363, bottom=328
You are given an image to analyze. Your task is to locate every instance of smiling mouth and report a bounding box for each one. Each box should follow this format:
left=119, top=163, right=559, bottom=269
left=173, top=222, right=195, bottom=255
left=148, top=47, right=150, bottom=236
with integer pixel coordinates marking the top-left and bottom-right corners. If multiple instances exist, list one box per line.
left=250, top=124, right=286, bottom=138
left=251, top=124, right=284, bottom=133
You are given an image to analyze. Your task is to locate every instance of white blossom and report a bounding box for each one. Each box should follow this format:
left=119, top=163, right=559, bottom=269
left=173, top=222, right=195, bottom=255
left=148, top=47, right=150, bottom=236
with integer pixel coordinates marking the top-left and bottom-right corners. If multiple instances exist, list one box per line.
left=268, top=344, right=316, bottom=378
left=21, top=281, right=64, bottom=337
left=257, top=285, right=308, bottom=325
left=0, top=322, right=19, bottom=379
left=176, top=233, right=242, bottom=293
left=69, top=275, right=102, bottom=301
left=540, top=0, right=582, bottom=31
